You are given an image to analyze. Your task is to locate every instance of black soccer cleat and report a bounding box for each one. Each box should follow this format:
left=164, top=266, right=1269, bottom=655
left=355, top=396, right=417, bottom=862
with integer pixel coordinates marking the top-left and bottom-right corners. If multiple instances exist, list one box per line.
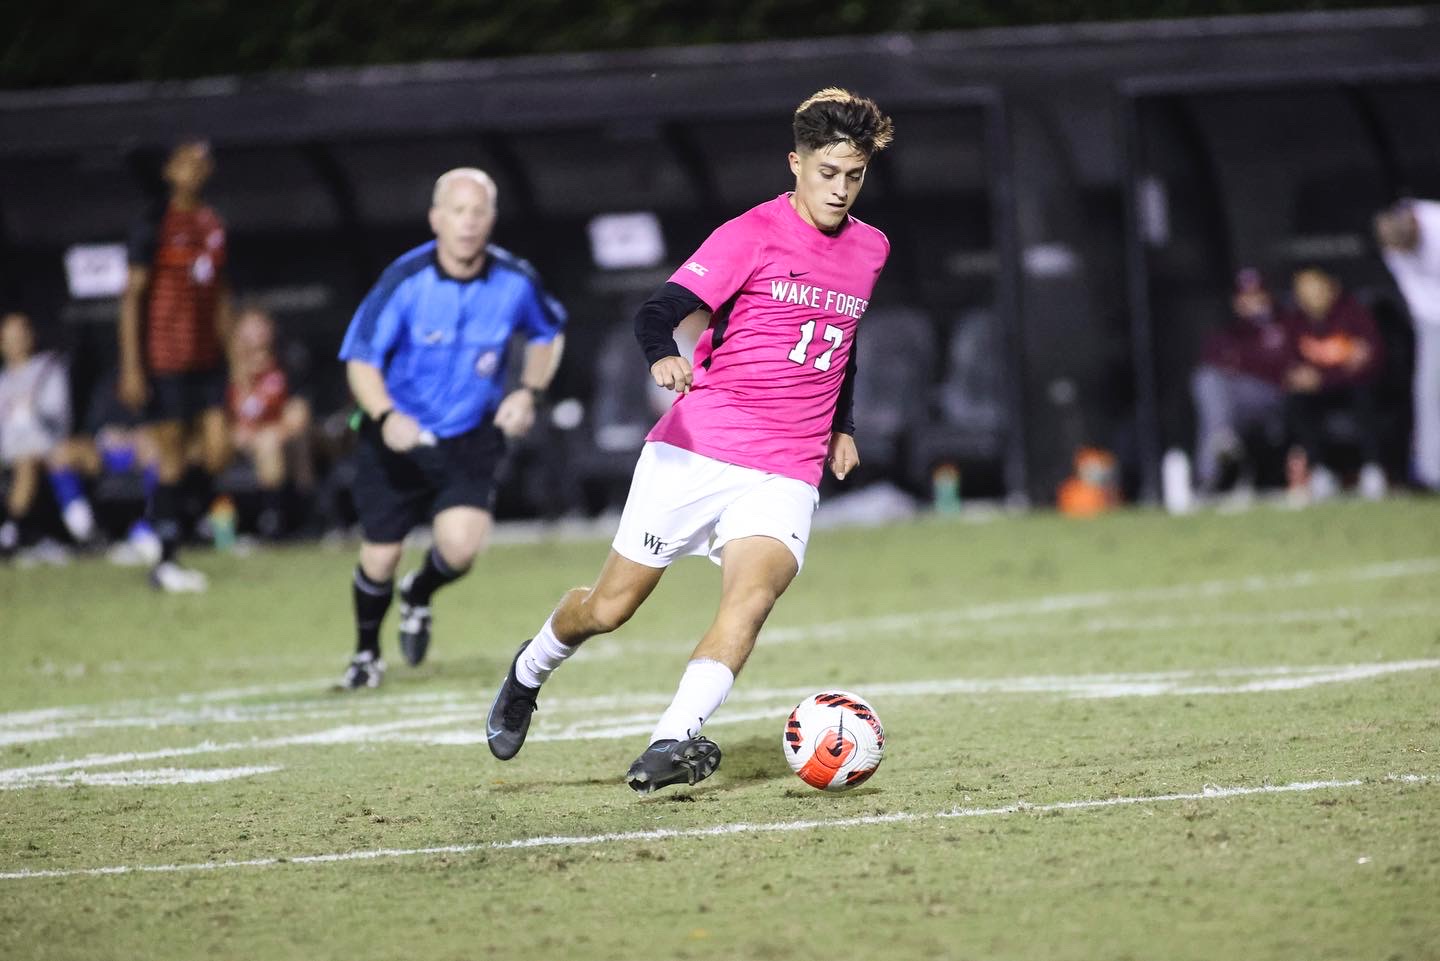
left=486, top=641, right=539, bottom=760
left=396, top=573, right=432, bottom=667
left=338, top=651, right=385, bottom=690
left=625, top=737, right=722, bottom=795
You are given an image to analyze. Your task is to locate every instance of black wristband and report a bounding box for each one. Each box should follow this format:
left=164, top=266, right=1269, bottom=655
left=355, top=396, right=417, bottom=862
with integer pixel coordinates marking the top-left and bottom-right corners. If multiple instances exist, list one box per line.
left=375, top=408, right=394, bottom=428
left=521, top=385, right=545, bottom=400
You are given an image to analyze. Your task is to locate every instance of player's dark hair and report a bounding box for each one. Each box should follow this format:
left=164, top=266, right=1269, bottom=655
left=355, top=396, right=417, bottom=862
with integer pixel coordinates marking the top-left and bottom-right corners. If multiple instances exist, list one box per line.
left=792, top=88, right=894, bottom=157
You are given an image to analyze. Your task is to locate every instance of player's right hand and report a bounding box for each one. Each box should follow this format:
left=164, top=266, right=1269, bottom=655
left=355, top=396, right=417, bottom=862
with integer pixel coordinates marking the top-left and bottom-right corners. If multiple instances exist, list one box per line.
left=118, top=366, right=149, bottom=412
left=380, top=410, right=423, bottom=452
left=650, top=355, right=693, bottom=394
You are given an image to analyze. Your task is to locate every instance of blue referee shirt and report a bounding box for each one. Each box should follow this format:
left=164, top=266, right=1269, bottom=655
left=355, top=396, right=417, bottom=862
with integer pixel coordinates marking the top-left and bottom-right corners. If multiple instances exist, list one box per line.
left=339, top=241, right=566, bottom=438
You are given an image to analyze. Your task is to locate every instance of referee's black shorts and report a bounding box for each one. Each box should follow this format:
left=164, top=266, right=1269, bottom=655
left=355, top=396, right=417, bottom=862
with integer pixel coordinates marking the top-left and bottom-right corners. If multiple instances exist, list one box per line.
left=351, top=418, right=507, bottom=544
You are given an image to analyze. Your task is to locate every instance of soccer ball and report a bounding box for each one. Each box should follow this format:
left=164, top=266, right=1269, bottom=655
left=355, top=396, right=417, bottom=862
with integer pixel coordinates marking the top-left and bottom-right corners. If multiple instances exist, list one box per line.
left=783, top=691, right=885, bottom=791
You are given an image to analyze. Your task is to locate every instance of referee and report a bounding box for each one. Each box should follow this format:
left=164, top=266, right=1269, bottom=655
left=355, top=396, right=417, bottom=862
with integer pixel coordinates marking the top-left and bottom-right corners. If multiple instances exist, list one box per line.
left=337, top=168, right=566, bottom=689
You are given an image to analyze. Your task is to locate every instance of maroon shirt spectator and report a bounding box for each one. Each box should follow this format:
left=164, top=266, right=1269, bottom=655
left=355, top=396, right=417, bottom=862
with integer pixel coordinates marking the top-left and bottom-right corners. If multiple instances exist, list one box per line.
left=1278, top=268, right=1382, bottom=392
left=1200, top=323, right=1292, bottom=384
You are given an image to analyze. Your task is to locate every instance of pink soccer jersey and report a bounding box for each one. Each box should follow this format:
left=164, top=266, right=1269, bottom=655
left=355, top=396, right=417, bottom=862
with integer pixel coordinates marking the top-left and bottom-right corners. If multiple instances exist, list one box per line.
left=647, top=193, right=890, bottom=486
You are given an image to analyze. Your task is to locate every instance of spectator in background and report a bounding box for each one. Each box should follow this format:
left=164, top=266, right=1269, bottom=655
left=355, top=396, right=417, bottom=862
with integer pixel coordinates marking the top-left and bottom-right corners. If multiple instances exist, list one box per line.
left=0, top=311, right=96, bottom=558
left=118, top=138, right=233, bottom=592
left=1190, top=268, right=1291, bottom=494
left=50, top=401, right=163, bottom=566
left=1280, top=266, right=1386, bottom=502
left=1375, top=198, right=1440, bottom=491
left=226, top=306, right=312, bottom=539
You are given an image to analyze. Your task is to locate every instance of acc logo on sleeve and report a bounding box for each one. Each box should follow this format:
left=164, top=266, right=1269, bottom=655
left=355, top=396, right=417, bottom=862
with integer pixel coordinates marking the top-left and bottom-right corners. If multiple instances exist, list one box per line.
left=682, top=261, right=709, bottom=277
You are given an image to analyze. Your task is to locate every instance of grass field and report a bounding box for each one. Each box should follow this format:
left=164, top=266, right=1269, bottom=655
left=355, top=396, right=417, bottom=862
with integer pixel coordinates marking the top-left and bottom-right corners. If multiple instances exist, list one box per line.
left=2, top=497, right=1438, bottom=961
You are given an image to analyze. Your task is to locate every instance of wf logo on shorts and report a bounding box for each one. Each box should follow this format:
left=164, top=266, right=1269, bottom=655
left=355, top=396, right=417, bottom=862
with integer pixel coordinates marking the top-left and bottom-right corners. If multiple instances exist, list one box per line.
left=643, top=532, right=667, bottom=555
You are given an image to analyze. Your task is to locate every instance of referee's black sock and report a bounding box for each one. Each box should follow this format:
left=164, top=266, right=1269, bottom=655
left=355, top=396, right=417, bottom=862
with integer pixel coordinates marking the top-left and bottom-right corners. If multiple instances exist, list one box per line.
left=151, top=482, right=183, bottom=564
left=402, top=546, right=469, bottom=606
left=353, top=566, right=394, bottom=657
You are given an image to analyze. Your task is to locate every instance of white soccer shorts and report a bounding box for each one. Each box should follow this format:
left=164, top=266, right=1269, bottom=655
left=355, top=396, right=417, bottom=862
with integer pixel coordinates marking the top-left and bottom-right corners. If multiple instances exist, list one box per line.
left=612, top=442, right=820, bottom=572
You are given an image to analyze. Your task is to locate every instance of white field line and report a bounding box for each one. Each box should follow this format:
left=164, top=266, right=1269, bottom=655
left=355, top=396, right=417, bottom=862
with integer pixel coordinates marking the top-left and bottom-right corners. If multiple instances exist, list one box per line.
left=7, top=594, right=1440, bottom=749
left=0, top=766, right=282, bottom=790
left=1, top=659, right=1436, bottom=781
left=7, top=553, right=1438, bottom=729
left=0, top=774, right=1430, bottom=882
left=0, top=713, right=477, bottom=786
left=9, top=653, right=1440, bottom=745
left=754, top=557, right=1440, bottom=646
left=381, top=659, right=1440, bottom=745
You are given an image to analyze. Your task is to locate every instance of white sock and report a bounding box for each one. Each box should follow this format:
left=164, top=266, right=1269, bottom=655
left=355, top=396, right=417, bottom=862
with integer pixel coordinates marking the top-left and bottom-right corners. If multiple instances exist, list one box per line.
left=515, top=616, right=577, bottom=688
left=649, top=658, right=735, bottom=744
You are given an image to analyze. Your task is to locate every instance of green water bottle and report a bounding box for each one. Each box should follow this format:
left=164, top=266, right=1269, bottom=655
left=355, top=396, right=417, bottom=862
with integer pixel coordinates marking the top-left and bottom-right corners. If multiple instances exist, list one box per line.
left=210, top=496, right=237, bottom=551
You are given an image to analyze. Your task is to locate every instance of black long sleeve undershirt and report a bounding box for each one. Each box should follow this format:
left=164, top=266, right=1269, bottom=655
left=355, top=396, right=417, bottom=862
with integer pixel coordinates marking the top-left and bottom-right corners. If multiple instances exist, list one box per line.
left=632, top=280, right=860, bottom=436
left=832, top=338, right=858, bottom=436
left=634, top=282, right=707, bottom=368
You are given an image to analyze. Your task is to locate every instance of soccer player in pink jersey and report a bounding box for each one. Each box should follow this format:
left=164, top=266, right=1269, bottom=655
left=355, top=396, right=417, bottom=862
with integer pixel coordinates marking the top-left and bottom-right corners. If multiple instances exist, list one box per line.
left=487, top=88, right=894, bottom=793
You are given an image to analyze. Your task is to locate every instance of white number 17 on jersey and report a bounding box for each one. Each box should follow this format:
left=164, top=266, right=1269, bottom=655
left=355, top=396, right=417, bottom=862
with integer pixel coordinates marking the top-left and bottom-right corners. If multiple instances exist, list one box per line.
left=787, top=320, right=844, bottom=371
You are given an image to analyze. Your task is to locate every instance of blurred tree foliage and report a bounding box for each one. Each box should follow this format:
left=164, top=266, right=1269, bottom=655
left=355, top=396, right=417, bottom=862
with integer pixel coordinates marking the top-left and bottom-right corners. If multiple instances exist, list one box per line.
left=0, top=0, right=1417, bottom=89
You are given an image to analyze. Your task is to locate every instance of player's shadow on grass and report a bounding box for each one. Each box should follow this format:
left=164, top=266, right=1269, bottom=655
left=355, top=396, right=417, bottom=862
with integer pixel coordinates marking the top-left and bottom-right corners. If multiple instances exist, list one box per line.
left=485, top=734, right=793, bottom=796
left=704, top=734, right=793, bottom=791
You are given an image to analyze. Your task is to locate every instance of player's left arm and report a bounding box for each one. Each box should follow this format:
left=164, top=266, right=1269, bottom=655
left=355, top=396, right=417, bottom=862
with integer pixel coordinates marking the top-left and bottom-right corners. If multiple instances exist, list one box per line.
left=494, top=279, right=567, bottom=438
left=635, top=283, right=710, bottom=394
left=494, top=334, right=565, bottom=439
left=827, top=337, right=860, bottom=481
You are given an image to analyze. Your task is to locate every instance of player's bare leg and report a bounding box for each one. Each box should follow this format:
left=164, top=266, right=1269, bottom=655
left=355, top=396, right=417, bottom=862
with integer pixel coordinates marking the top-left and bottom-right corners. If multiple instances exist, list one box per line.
left=0, top=457, right=40, bottom=555
left=397, top=506, right=492, bottom=666
left=487, top=550, right=665, bottom=759
left=197, top=407, right=230, bottom=477
left=628, top=535, right=798, bottom=794
left=552, top=550, right=667, bottom=643
left=359, top=541, right=403, bottom=582
left=689, top=535, right=798, bottom=672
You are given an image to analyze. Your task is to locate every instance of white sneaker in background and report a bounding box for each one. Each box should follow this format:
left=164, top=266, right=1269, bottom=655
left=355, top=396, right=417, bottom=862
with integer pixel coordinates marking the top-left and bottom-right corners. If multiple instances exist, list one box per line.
left=61, top=500, right=96, bottom=543
left=1216, top=478, right=1257, bottom=514
left=1309, top=465, right=1340, bottom=502
left=107, top=527, right=163, bottom=567
left=150, top=560, right=208, bottom=593
left=16, top=539, right=72, bottom=568
left=1161, top=448, right=1195, bottom=516
left=1358, top=462, right=1388, bottom=501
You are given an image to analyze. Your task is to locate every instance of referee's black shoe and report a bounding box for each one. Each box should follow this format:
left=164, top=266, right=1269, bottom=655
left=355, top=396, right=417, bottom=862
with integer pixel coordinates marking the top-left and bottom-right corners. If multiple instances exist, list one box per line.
left=396, top=572, right=432, bottom=667
left=486, top=641, right=539, bottom=760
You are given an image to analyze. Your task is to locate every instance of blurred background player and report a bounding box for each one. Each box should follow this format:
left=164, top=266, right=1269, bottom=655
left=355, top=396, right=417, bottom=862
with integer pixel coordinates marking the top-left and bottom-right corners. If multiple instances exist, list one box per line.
left=486, top=87, right=894, bottom=794
left=1375, top=198, right=1440, bottom=491
left=118, top=138, right=234, bottom=591
left=336, top=167, right=566, bottom=689
left=1280, top=266, right=1386, bottom=503
left=226, top=305, right=313, bottom=540
left=0, top=311, right=95, bottom=558
left=1189, top=268, right=1291, bottom=495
